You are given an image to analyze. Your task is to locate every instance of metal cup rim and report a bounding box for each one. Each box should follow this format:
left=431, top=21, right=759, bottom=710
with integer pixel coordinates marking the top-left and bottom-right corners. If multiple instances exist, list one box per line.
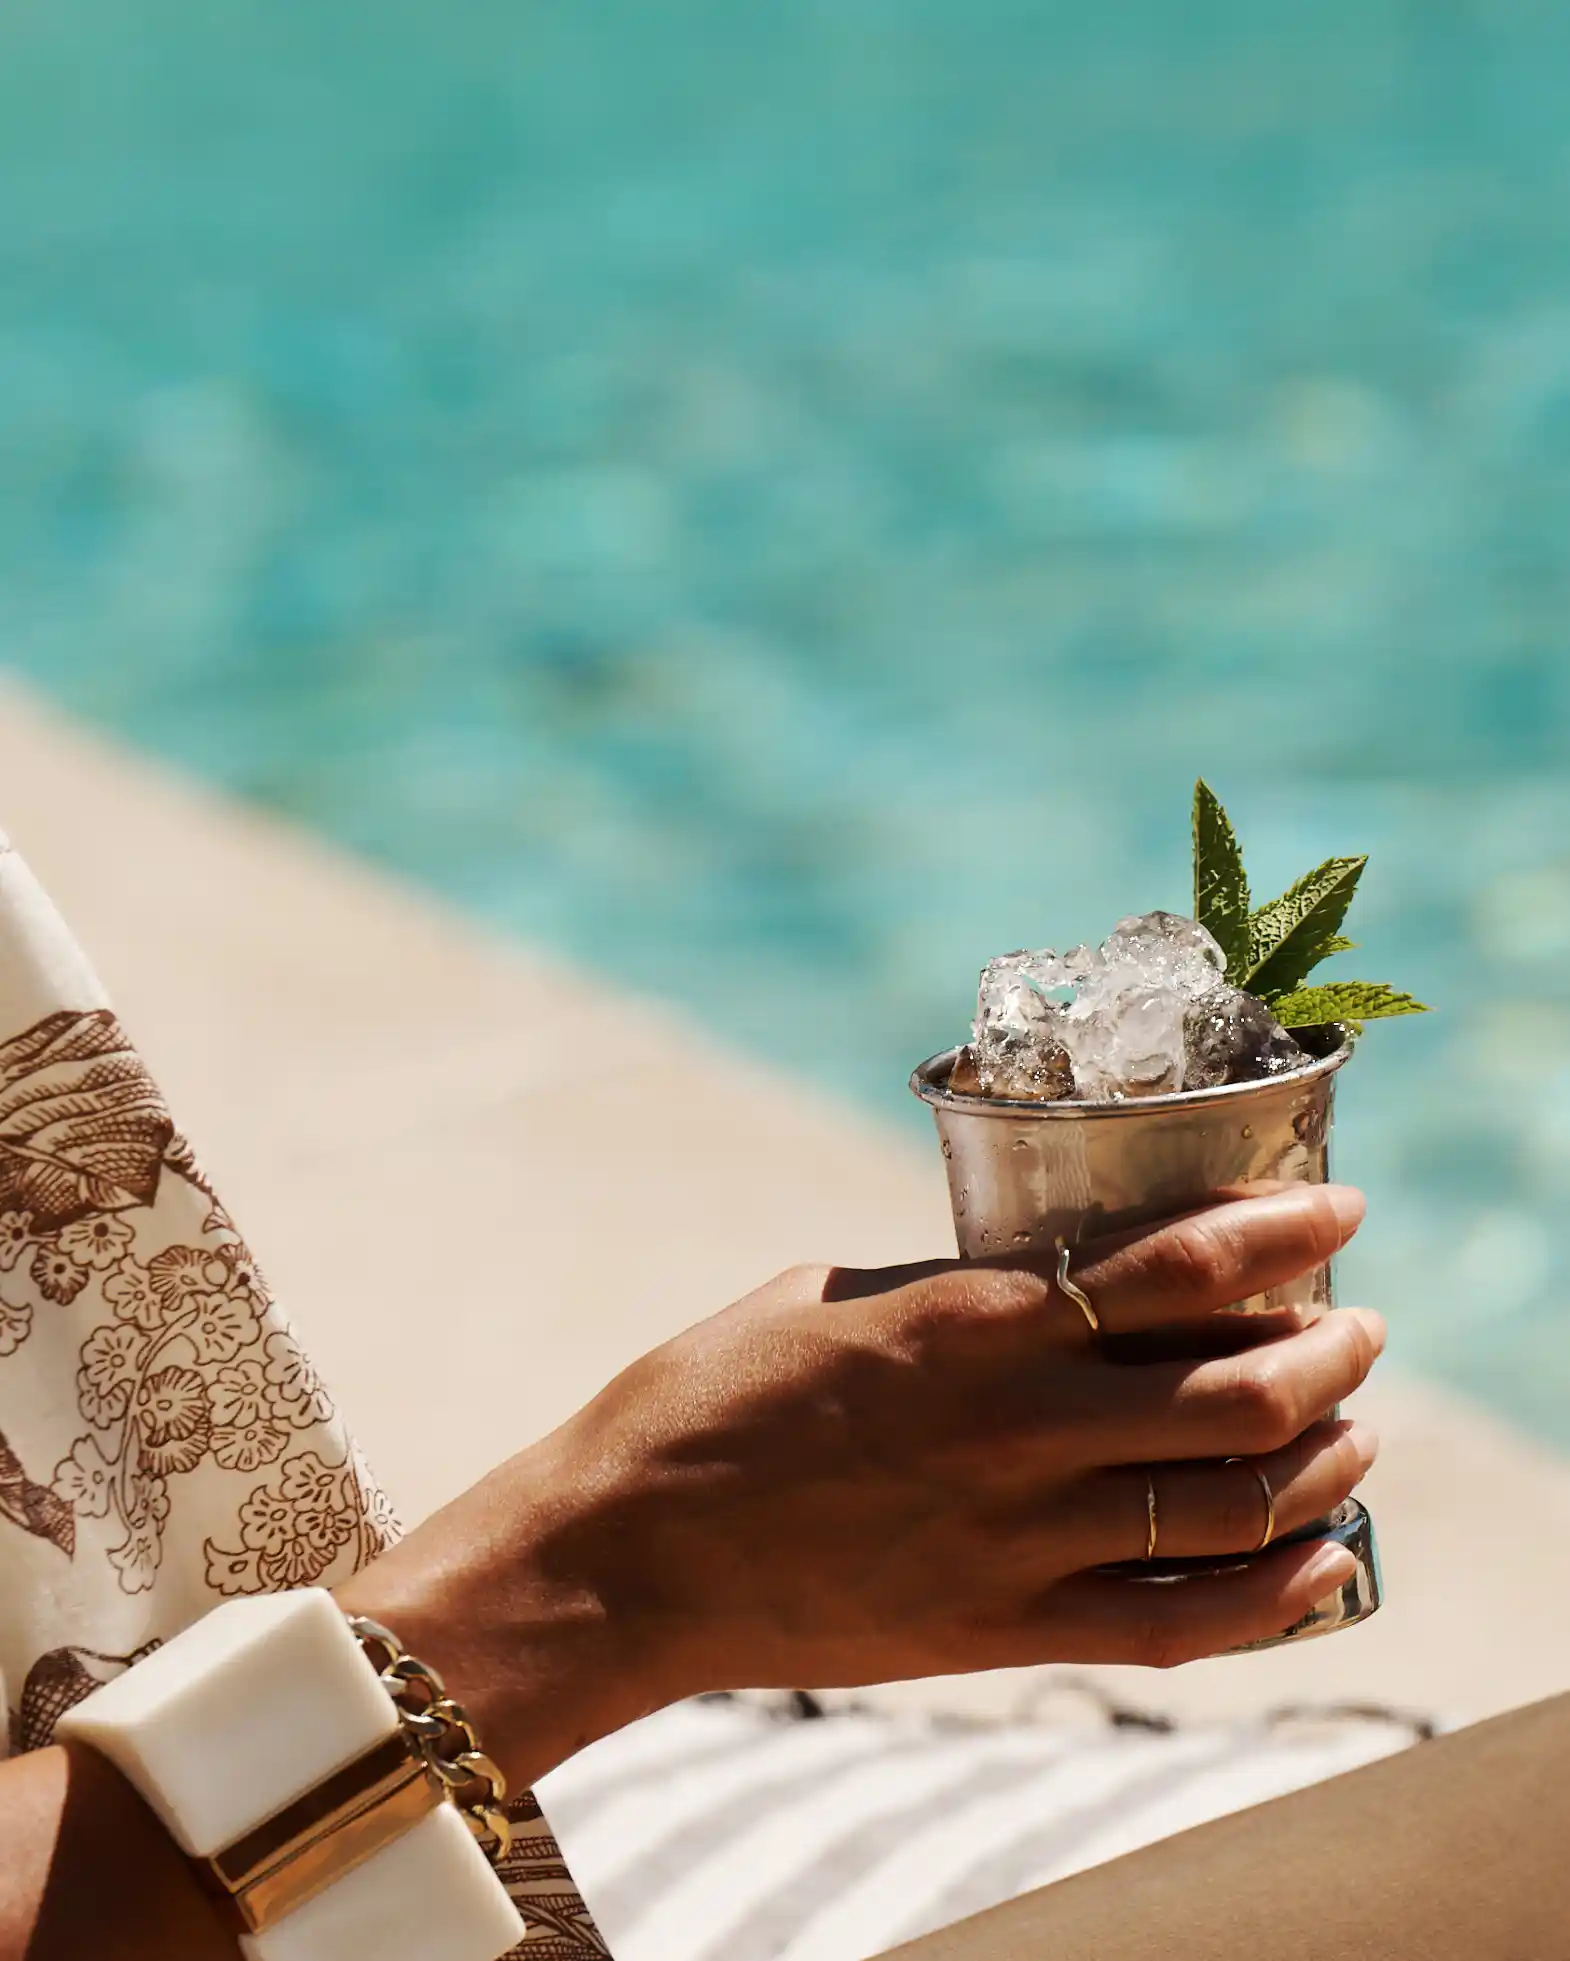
left=910, top=1028, right=1352, bottom=1121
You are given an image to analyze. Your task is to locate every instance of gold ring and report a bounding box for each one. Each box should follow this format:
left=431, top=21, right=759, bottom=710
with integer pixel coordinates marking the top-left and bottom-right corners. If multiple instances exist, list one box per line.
left=1054, top=1237, right=1100, bottom=1334
left=1229, top=1459, right=1275, bottom=1552
left=1144, top=1470, right=1159, bottom=1561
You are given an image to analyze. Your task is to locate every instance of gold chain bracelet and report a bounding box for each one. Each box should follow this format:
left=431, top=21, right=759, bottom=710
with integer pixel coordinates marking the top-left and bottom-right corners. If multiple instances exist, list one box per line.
left=347, top=1614, right=513, bottom=1864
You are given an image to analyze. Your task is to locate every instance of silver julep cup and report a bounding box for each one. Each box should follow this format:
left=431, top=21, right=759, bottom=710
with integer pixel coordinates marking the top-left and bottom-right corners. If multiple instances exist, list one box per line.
left=910, top=1034, right=1379, bottom=1648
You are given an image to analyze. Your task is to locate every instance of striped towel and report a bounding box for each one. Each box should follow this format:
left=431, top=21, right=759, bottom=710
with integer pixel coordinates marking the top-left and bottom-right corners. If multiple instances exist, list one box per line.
left=538, top=1691, right=1424, bottom=1961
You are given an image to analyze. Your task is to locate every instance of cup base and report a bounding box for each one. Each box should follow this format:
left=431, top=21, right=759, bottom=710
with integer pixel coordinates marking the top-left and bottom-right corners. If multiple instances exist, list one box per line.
left=1229, top=1497, right=1381, bottom=1651
left=1102, top=1499, right=1381, bottom=1653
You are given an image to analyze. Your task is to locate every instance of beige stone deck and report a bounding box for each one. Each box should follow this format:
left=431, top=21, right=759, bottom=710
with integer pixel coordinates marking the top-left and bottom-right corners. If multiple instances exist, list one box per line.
left=2, top=676, right=1564, bottom=1731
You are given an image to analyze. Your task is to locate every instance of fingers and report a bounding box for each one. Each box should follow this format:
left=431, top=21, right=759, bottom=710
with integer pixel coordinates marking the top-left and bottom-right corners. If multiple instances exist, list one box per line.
left=1073, top=1306, right=1386, bottom=1464
left=812, top=1185, right=1363, bottom=1354
left=1068, top=1186, right=1365, bottom=1336
left=1057, top=1419, right=1377, bottom=1568
left=1036, top=1537, right=1361, bottom=1670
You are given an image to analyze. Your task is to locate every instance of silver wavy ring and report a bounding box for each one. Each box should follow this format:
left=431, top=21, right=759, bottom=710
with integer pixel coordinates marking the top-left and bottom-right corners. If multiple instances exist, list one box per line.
left=1054, top=1237, right=1100, bottom=1334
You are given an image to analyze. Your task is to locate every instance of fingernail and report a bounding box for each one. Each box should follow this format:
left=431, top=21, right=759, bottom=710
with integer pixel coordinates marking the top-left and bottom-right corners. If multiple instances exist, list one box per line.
left=1344, top=1306, right=1387, bottom=1355
left=1345, top=1421, right=1379, bottom=1473
left=1325, top=1186, right=1367, bottom=1233
left=1299, top=1543, right=1357, bottom=1595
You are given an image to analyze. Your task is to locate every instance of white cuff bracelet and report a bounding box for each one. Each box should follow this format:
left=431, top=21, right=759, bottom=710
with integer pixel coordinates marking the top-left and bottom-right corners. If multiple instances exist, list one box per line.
left=57, top=1588, right=525, bottom=1961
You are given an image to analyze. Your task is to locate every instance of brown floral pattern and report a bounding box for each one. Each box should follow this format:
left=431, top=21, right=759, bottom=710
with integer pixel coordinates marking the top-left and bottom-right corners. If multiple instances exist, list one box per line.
left=28, top=1198, right=381, bottom=1596
left=0, top=1007, right=394, bottom=1602
left=33, top=1243, right=88, bottom=1304
left=0, top=1211, right=33, bottom=1270
left=0, top=980, right=601, bottom=1952
left=0, top=1010, right=174, bottom=1230
left=496, top=1791, right=612, bottom=1958
left=0, top=1293, right=30, bottom=1357
left=103, top=1259, right=162, bottom=1332
left=204, top=1445, right=387, bottom=1594
left=59, top=1213, right=134, bottom=1272
left=11, top=1642, right=160, bottom=1756
left=0, top=1428, right=74, bottom=1556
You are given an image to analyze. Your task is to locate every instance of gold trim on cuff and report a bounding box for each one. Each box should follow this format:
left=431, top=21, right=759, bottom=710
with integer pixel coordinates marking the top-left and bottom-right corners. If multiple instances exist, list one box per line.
left=207, top=1733, right=442, bottom=1934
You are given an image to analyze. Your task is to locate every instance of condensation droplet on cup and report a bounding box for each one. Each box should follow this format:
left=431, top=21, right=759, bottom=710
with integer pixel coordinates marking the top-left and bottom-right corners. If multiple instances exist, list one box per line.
left=1242, top=1124, right=1254, bottom=1140
left=1012, top=1136, right=1031, bottom=1152
left=1013, top=1229, right=1032, bottom=1246
left=941, top=1138, right=953, bottom=1159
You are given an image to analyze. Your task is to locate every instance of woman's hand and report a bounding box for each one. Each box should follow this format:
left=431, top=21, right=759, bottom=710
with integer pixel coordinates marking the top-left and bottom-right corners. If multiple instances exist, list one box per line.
left=339, top=1184, right=1380, bottom=1787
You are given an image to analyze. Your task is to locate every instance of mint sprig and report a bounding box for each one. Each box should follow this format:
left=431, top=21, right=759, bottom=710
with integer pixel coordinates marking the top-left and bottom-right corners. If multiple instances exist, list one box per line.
left=1245, top=855, right=1366, bottom=999
left=1191, top=781, right=1430, bottom=1029
left=1267, top=981, right=1429, bottom=1028
left=1191, top=779, right=1251, bottom=979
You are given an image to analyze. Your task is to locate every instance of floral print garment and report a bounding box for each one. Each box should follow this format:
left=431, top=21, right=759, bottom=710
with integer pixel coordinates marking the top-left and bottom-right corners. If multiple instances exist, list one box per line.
left=0, top=833, right=605, bottom=1957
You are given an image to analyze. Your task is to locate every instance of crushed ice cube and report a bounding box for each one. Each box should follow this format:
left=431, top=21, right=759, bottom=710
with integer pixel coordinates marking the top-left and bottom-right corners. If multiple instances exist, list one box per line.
left=1183, top=985, right=1309, bottom=1090
left=1064, top=981, right=1189, bottom=1099
left=957, top=911, right=1307, bottom=1104
left=971, top=951, right=1076, bottom=1099
left=947, top=1045, right=985, bottom=1095
left=1102, top=911, right=1228, bottom=998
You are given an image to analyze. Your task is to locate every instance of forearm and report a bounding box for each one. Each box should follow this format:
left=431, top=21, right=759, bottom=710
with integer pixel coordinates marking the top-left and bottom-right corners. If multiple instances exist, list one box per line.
left=333, top=1425, right=676, bottom=1790
left=0, top=1742, right=234, bottom=1961
left=0, top=1432, right=659, bottom=1961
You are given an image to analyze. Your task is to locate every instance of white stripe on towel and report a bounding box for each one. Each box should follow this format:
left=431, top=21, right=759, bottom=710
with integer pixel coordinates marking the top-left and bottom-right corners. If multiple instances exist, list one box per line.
left=628, top=1723, right=1071, bottom=1961
left=541, top=1697, right=1418, bottom=1961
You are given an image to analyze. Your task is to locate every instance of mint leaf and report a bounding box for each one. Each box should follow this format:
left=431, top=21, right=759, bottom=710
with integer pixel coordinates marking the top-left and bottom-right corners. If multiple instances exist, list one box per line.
left=1271, top=981, right=1430, bottom=1027
left=1191, top=780, right=1251, bottom=983
left=1176, top=786, right=1427, bottom=1041
left=1245, top=856, right=1366, bottom=999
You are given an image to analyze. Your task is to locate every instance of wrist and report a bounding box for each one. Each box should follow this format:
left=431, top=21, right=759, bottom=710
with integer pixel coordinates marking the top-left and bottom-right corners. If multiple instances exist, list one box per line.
left=1, top=1742, right=237, bottom=1961
left=334, top=1428, right=679, bottom=1788
left=56, top=1591, right=528, bottom=1959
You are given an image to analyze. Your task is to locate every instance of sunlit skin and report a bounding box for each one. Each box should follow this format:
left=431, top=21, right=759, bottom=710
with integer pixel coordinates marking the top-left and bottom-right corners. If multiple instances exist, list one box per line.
left=3, top=1186, right=1378, bottom=1959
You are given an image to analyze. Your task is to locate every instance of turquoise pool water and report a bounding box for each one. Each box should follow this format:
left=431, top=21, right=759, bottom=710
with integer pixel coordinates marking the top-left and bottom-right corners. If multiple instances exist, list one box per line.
left=5, top=1, right=1570, bottom=1435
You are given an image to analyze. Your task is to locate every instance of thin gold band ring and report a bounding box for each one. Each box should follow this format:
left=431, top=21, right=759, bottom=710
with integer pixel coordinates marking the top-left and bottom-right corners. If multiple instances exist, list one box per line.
left=1054, top=1237, right=1100, bottom=1335
left=1251, top=1464, right=1276, bottom=1551
left=1228, top=1459, right=1276, bottom=1553
left=1144, top=1470, right=1159, bottom=1561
